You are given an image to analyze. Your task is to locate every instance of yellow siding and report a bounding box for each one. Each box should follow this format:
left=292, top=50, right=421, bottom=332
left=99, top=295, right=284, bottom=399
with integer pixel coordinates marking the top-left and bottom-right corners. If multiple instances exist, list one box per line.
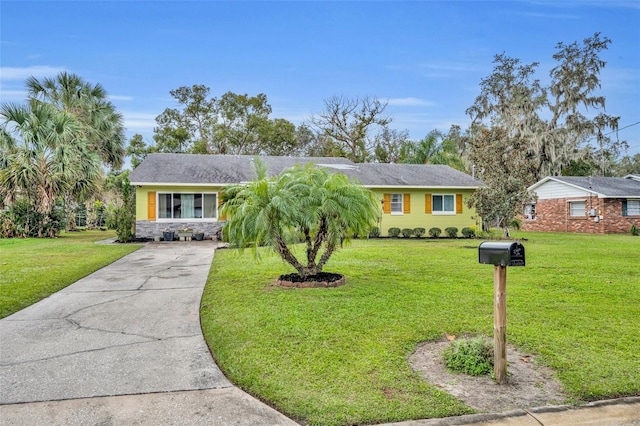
left=135, top=185, right=226, bottom=220
left=135, top=186, right=480, bottom=234
left=373, top=189, right=479, bottom=235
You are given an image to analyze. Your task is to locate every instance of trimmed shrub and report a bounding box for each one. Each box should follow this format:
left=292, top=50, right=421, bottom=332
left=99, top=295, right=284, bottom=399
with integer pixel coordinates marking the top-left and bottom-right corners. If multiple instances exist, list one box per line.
left=631, top=224, right=639, bottom=236
left=443, top=336, right=494, bottom=376
left=368, top=226, right=381, bottom=238
left=445, top=226, right=459, bottom=238
left=413, top=227, right=426, bottom=238
left=401, top=228, right=414, bottom=238
left=388, top=227, right=401, bottom=238
left=461, top=227, right=475, bottom=238
left=428, top=227, right=441, bottom=238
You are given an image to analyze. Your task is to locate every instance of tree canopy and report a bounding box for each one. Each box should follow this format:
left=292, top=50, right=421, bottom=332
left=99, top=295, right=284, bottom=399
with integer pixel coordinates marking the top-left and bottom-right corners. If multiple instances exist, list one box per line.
left=310, top=95, right=391, bottom=163
left=149, top=85, right=298, bottom=156
left=467, top=32, right=626, bottom=181
left=26, top=72, right=125, bottom=170
left=465, top=33, right=627, bottom=232
left=1, top=72, right=123, bottom=237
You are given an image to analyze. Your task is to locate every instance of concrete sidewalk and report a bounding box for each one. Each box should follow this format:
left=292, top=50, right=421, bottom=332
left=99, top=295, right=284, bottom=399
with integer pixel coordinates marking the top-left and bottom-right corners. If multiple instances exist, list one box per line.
left=0, top=242, right=298, bottom=425
left=1, top=241, right=638, bottom=425
left=384, top=397, right=640, bottom=425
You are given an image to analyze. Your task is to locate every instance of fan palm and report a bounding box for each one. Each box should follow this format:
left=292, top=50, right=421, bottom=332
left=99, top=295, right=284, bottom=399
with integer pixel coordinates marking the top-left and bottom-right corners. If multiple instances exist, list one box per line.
left=0, top=102, right=100, bottom=217
left=222, top=161, right=380, bottom=279
left=26, top=72, right=125, bottom=169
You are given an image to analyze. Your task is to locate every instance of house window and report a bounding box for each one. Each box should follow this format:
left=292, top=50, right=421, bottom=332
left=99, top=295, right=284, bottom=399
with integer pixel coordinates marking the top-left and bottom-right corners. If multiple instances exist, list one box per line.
left=158, top=193, right=217, bottom=219
left=569, top=200, right=585, bottom=217
left=623, top=200, right=640, bottom=216
left=390, top=194, right=403, bottom=214
left=524, top=203, right=536, bottom=220
left=432, top=194, right=455, bottom=214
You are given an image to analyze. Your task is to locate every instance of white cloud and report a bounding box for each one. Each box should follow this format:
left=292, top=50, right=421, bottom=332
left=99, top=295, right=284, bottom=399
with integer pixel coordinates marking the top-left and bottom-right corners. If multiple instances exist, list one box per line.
left=387, top=97, right=435, bottom=107
left=121, top=112, right=157, bottom=132
left=0, top=89, right=27, bottom=102
left=0, top=65, right=66, bottom=81
left=108, top=95, right=133, bottom=101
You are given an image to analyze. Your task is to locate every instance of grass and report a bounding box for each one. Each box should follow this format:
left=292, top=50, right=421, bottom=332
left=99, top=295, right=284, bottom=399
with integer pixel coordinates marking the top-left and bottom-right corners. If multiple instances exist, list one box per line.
left=200, top=232, right=640, bottom=425
left=0, top=230, right=142, bottom=318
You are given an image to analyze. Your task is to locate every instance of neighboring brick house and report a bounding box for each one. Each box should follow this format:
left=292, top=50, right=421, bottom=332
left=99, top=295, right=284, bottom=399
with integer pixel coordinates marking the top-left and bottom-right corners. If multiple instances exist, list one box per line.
left=129, top=153, right=484, bottom=239
left=521, top=175, right=640, bottom=234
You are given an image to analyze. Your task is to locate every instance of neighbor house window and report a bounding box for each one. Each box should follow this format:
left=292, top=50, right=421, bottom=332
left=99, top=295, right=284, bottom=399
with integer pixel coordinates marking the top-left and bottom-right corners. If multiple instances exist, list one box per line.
left=524, top=203, right=536, bottom=220
left=390, top=194, right=403, bottom=214
left=569, top=200, right=585, bottom=217
left=432, top=194, right=455, bottom=214
left=158, top=193, right=217, bottom=219
left=623, top=200, right=640, bottom=216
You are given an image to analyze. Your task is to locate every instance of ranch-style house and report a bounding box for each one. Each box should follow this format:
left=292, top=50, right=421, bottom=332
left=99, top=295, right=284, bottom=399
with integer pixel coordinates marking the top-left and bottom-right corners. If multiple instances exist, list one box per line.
left=129, top=153, right=484, bottom=240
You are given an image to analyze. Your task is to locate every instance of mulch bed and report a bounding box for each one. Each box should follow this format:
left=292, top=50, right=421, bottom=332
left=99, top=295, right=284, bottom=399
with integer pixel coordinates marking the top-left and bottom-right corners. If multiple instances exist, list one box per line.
left=275, top=272, right=345, bottom=288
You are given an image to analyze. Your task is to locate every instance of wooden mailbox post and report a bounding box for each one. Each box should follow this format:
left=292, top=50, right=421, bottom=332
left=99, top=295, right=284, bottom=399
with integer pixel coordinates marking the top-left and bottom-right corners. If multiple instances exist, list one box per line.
left=478, top=241, right=525, bottom=384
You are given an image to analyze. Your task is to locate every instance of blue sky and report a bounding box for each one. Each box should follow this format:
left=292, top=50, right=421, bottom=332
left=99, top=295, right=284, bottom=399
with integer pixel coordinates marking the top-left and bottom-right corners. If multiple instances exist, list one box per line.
left=2, top=1, right=640, bottom=157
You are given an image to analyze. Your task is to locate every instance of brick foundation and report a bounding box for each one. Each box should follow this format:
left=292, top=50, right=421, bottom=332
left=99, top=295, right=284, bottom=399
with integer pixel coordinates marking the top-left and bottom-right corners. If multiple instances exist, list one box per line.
left=521, top=197, right=639, bottom=234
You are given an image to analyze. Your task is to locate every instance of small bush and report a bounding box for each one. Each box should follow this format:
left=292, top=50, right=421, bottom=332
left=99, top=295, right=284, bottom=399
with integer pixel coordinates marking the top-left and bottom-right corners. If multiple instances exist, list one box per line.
left=401, top=228, right=414, bottom=238
left=461, top=227, right=475, bottom=238
left=428, top=227, right=442, bottom=238
left=369, top=226, right=381, bottom=238
left=388, top=227, right=401, bottom=238
left=2, top=198, right=66, bottom=238
left=445, top=226, right=458, bottom=238
left=413, top=227, right=426, bottom=238
left=443, top=336, right=494, bottom=376
left=631, top=224, right=639, bottom=236
left=477, top=228, right=501, bottom=239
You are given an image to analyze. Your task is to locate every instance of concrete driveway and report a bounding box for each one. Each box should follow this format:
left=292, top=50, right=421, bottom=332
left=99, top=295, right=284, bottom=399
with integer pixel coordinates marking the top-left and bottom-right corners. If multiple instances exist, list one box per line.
left=0, top=241, right=298, bottom=425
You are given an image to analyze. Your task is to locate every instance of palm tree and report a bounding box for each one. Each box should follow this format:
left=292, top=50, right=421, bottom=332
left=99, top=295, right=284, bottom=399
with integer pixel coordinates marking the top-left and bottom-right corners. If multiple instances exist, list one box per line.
left=401, top=130, right=465, bottom=170
left=26, top=72, right=125, bottom=170
left=0, top=103, right=100, bottom=230
left=222, top=161, right=380, bottom=279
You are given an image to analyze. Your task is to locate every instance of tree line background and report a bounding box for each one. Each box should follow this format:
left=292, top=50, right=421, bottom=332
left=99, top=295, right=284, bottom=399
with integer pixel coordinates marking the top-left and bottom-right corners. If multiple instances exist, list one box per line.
left=2, top=32, right=639, bottom=239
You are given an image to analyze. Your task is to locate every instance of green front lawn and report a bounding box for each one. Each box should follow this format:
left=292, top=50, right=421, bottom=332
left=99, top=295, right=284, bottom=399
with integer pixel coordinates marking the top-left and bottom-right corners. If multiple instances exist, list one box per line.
left=0, top=230, right=142, bottom=318
left=200, top=232, right=640, bottom=425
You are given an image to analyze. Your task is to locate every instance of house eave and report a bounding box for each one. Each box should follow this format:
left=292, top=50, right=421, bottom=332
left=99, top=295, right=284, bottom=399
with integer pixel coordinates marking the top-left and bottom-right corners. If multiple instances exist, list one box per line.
left=364, top=185, right=483, bottom=190
left=130, top=182, right=229, bottom=187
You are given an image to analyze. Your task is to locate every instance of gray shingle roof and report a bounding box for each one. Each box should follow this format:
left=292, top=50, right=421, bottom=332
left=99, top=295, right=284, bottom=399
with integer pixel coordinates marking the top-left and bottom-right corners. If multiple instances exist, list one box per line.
left=546, top=176, right=640, bottom=198
left=129, top=153, right=483, bottom=188
left=337, top=163, right=482, bottom=188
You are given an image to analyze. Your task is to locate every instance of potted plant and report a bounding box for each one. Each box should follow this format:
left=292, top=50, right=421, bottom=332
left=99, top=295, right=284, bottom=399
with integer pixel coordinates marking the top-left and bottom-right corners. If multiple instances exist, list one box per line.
left=194, top=230, right=205, bottom=241
left=177, top=227, right=193, bottom=241
left=162, top=229, right=174, bottom=241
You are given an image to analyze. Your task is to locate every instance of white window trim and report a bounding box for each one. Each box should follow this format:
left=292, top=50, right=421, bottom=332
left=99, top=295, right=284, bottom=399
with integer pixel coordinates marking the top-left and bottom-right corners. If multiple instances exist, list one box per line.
left=156, top=191, right=219, bottom=221
left=524, top=203, right=536, bottom=220
left=390, top=193, right=403, bottom=215
left=627, top=199, right=640, bottom=216
left=432, top=194, right=456, bottom=216
left=568, top=200, right=586, bottom=217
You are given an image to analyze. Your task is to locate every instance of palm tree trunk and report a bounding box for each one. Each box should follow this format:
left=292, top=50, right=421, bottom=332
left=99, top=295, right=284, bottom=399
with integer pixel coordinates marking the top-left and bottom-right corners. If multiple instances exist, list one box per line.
left=316, top=240, right=337, bottom=273
left=274, top=235, right=306, bottom=275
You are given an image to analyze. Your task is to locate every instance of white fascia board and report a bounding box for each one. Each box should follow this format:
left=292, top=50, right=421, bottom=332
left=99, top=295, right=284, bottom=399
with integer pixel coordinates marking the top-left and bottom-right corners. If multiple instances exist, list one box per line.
left=600, top=194, right=640, bottom=199
left=130, top=182, right=228, bottom=187
left=363, top=185, right=482, bottom=190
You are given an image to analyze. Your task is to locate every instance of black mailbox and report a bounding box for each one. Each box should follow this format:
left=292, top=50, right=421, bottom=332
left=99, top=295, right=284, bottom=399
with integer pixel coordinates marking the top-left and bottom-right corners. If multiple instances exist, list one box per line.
left=478, top=242, right=525, bottom=267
